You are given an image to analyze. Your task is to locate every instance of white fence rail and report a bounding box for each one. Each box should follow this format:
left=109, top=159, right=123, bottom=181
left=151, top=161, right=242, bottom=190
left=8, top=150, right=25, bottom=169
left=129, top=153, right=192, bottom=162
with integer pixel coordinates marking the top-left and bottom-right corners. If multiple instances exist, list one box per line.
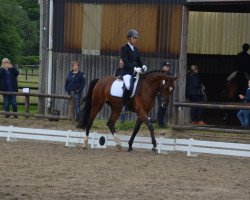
left=0, top=125, right=250, bottom=158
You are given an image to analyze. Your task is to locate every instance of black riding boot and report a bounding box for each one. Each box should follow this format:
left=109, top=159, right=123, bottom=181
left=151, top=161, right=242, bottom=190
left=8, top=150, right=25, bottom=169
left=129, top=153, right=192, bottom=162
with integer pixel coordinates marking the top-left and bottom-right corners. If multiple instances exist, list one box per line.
left=122, top=88, right=130, bottom=114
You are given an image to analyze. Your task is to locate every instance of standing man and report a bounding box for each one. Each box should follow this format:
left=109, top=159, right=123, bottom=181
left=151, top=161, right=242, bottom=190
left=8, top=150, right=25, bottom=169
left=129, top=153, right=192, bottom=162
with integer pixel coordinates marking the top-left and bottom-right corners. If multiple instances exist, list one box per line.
left=65, top=60, right=85, bottom=122
left=227, top=43, right=250, bottom=94
left=157, top=62, right=173, bottom=128
left=0, top=58, right=19, bottom=118
left=120, top=29, right=147, bottom=113
left=235, top=43, right=250, bottom=75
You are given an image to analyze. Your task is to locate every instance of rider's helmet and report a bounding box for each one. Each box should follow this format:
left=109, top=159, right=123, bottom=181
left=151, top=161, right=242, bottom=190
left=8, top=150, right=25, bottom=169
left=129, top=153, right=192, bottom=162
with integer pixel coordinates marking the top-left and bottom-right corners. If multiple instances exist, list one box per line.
left=242, top=43, right=249, bottom=51
left=127, top=29, right=139, bottom=38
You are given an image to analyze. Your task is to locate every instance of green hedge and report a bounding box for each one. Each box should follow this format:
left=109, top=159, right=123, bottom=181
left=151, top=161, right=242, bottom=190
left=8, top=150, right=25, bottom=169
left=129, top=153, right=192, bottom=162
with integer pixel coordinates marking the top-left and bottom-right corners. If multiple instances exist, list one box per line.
left=17, top=56, right=39, bottom=66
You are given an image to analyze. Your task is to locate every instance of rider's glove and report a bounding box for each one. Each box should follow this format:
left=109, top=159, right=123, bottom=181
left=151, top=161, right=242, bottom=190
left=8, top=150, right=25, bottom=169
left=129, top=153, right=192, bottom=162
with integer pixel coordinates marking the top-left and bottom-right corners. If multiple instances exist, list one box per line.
left=142, top=65, right=147, bottom=72
left=134, top=67, right=142, bottom=73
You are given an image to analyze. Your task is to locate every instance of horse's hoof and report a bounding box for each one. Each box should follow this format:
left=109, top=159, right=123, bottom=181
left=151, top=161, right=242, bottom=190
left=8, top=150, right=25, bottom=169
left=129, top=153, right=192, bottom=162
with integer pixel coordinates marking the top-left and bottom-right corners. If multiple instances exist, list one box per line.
left=81, top=145, right=88, bottom=149
left=127, top=147, right=133, bottom=152
left=116, top=144, right=122, bottom=151
left=152, top=147, right=157, bottom=152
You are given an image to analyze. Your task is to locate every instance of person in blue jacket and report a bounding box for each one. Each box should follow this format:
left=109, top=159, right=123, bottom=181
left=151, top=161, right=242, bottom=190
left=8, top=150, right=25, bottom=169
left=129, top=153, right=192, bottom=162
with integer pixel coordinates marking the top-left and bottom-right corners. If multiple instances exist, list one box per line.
left=65, top=61, right=85, bottom=122
left=186, top=65, right=207, bottom=125
left=237, top=80, right=250, bottom=128
left=0, top=58, right=19, bottom=118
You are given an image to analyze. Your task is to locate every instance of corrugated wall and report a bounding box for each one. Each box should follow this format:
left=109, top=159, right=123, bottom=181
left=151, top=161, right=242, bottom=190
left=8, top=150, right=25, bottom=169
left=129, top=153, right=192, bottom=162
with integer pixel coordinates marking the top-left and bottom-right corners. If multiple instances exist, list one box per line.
left=49, top=0, right=184, bottom=121
left=188, top=11, right=250, bottom=55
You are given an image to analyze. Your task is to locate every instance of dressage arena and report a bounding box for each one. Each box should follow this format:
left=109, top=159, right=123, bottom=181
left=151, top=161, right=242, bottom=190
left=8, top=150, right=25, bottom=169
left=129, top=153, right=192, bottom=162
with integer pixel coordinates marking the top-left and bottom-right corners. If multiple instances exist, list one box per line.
left=0, top=118, right=249, bottom=199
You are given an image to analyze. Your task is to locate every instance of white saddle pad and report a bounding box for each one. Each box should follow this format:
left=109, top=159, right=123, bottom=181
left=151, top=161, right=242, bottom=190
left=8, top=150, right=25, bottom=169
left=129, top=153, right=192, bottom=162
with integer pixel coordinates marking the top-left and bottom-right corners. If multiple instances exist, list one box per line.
left=110, top=78, right=139, bottom=98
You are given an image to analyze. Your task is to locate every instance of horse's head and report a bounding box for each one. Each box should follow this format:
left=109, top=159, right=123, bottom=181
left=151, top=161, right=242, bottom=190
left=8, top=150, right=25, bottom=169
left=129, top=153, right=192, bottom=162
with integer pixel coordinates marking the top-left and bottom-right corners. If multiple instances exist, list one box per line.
left=160, top=75, right=178, bottom=107
left=142, top=70, right=178, bottom=107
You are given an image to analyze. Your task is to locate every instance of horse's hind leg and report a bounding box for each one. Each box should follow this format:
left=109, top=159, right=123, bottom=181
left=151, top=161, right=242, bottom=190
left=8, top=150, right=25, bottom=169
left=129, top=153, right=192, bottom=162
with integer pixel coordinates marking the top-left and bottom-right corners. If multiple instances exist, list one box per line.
left=83, top=102, right=105, bottom=148
left=106, top=106, right=122, bottom=150
left=128, top=118, right=143, bottom=152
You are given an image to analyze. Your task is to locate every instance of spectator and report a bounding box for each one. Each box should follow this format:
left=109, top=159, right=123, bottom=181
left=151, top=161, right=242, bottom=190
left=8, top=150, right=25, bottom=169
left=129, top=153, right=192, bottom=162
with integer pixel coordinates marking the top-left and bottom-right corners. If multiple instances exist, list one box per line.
left=114, top=59, right=124, bottom=79
left=234, top=43, right=250, bottom=75
left=120, top=29, right=147, bottom=114
left=65, top=61, right=85, bottom=122
left=157, top=62, right=173, bottom=128
left=227, top=43, right=250, bottom=93
left=0, top=58, right=19, bottom=118
left=237, top=80, right=250, bottom=128
left=186, top=65, right=207, bottom=125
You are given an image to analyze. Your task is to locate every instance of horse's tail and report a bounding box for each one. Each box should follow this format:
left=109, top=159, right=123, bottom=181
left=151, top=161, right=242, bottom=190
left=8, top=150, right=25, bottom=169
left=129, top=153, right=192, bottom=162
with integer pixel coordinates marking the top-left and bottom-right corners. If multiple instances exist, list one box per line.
left=77, top=79, right=99, bottom=129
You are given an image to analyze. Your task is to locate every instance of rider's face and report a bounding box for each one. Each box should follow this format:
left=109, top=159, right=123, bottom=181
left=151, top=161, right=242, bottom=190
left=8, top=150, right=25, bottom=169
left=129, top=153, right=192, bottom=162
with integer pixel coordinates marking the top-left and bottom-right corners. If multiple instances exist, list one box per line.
left=130, top=37, right=138, bottom=45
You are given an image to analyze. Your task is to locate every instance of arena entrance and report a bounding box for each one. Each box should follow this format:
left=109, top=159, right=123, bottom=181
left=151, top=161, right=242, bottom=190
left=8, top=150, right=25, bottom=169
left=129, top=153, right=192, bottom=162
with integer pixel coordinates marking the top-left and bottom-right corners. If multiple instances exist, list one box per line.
left=186, top=1, right=250, bottom=126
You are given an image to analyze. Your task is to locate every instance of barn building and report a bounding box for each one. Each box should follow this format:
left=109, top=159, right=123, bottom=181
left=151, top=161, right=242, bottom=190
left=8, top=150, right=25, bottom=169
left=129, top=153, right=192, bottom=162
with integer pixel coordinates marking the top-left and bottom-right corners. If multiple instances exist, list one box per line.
left=39, top=0, right=250, bottom=126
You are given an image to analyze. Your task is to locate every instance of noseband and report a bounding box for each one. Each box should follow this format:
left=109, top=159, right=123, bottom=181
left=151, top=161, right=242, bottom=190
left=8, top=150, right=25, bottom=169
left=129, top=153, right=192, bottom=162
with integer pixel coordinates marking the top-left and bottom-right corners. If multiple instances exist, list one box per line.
left=160, top=79, right=174, bottom=108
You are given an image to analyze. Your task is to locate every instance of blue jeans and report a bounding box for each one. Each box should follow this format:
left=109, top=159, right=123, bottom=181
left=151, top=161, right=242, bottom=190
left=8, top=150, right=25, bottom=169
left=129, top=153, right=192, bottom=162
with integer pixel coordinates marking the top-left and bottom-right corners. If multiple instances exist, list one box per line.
left=237, top=109, right=250, bottom=127
left=3, top=95, right=17, bottom=113
left=74, top=93, right=81, bottom=121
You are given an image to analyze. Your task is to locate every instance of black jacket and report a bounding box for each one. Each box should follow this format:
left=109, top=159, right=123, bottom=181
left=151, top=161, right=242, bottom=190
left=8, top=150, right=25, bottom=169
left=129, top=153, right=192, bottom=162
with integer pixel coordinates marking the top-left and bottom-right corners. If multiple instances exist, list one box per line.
left=235, top=51, right=250, bottom=74
left=0, top=67, right=19, bottom=92
left=65, top=71, right=85, bottom=94
left=186, top=72, right=202, bottom=97
left=120, top=44, right=143, bottom=76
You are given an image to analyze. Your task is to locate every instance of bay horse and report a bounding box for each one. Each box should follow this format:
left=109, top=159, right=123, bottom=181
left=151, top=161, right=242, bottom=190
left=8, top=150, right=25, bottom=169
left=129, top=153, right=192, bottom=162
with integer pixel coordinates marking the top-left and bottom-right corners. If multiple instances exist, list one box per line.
left=223, top=72, right=248, bottom=122
left=77, top=70, right=178, bottom=151
left=226, top=72, right=248, bottom=102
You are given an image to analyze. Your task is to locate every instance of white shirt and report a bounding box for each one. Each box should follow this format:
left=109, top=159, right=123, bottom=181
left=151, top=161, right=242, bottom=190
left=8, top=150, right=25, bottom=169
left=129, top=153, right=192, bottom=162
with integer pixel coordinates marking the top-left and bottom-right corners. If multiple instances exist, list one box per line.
left=127, top=43, right=134, bottom=51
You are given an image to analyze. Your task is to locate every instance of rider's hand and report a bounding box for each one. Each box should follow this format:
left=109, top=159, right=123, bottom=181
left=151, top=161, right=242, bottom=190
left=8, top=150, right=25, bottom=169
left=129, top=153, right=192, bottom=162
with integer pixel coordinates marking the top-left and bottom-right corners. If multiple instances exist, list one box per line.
left=134, top=67, right=142, bottom=73
left=142, top=65, right=147, bottom=72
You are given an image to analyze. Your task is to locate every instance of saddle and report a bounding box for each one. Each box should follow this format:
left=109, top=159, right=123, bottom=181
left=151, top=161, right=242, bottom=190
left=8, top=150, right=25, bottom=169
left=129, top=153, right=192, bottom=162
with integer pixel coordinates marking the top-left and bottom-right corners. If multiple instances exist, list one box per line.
left=110, top=74, right=140, bottom=98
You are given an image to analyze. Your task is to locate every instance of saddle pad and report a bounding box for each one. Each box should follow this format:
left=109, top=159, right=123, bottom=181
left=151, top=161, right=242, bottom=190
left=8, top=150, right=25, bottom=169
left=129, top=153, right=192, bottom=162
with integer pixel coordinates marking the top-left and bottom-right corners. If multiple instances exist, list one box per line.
left=110, top=78, right=139, bottom=98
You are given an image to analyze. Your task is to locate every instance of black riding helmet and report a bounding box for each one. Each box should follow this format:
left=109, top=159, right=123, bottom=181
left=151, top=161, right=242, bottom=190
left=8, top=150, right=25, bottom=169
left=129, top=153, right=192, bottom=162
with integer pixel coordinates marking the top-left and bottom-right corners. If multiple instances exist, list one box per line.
left=127, top=29, right=139, bottom=38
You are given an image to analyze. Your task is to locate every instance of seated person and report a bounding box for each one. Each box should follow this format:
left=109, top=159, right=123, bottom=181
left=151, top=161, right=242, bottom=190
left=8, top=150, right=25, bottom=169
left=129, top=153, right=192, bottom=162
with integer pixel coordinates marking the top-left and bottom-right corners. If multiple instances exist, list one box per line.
left=237, top=80, right=250, bottom=128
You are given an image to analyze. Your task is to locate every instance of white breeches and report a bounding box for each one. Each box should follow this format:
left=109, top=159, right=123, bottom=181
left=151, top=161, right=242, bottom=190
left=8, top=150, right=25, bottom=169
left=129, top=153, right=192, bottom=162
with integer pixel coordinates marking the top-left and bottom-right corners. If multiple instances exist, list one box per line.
left=123, top=74, right=132, bottom=90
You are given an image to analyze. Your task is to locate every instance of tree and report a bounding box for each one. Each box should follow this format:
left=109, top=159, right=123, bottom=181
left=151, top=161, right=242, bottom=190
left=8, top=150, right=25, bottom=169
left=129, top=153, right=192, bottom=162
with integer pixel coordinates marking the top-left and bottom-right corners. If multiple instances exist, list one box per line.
left=0, top=0, right=23, bottom=63
left=0, top=0, right=39, bottom=63
left=16, top=0, right=39, bottom=56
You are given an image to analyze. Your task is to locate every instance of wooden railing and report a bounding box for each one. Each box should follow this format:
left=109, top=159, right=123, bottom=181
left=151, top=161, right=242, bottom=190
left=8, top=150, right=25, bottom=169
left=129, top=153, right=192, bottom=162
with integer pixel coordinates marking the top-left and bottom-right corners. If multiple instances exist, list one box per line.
left=173, top=101, right=250, bottom=133
left=0, top=91, right=75, bottom=121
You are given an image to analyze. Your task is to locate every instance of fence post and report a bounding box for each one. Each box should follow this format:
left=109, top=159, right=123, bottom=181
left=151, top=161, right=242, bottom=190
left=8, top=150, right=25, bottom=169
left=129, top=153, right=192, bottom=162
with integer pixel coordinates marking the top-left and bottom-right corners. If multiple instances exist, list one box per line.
left=24, top=94, right=30, bottom=118
left=69, top=92, right=75, bottom=121
left=25, top=69, right=28, bottom=81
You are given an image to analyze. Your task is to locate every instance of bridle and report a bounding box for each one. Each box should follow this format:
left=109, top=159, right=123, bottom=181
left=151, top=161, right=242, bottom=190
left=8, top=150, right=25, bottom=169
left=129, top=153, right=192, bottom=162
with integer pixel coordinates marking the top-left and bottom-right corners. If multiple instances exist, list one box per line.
left=160, top=77, right=174, bottom=108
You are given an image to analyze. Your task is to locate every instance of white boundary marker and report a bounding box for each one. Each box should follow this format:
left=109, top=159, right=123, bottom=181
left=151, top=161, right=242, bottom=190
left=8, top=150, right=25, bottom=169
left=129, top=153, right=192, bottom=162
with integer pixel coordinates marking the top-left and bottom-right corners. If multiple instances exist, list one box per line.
left=0, top=125, right=250, bottom=158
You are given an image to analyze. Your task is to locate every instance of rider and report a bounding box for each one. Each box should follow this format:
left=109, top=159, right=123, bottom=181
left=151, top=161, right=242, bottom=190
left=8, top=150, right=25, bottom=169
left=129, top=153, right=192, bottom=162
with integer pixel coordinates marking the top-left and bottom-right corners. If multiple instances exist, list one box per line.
left=227, top=43, right=250, bottom=81
left=227, top=43, right=250, bottom=96
left=120, top=29, right=147, bottom=113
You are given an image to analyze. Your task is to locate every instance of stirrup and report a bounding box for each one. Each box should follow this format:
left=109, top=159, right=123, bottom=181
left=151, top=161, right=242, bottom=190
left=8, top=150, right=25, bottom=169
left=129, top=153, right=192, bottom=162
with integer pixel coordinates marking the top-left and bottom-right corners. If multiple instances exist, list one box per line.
left=122, top=106, right=128, bottom=115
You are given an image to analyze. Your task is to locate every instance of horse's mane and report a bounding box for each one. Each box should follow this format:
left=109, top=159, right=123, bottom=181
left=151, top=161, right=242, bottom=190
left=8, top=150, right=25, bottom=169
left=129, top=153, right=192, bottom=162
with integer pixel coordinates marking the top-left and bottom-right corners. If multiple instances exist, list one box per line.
left=143, top=70, right=163, bottom=77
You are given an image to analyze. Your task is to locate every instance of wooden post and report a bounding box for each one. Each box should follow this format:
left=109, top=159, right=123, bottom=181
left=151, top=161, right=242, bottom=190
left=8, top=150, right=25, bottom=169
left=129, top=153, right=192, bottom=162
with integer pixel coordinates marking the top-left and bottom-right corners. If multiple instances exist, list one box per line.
left=69, top=92, right=75, bottom=121
left=38, top=0, right=48, bottom=115
left=24, top=95, right=30, bottom=118
left=25, top=69, right=28, bottom=82
left=174, top=5, right=189, bottom=126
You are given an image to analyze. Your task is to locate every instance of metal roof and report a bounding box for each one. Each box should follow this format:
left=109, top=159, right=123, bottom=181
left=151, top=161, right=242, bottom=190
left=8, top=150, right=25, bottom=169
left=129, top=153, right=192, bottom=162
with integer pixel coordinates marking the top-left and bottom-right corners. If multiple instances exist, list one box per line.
left=186, top=0, right=250, bottom=13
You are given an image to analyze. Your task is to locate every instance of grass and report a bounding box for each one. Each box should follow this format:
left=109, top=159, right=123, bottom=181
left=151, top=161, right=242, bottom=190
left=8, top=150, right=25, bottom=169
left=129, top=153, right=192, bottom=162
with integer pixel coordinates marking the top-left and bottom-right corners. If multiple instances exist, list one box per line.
left=91, top=119, right=172, bottom=134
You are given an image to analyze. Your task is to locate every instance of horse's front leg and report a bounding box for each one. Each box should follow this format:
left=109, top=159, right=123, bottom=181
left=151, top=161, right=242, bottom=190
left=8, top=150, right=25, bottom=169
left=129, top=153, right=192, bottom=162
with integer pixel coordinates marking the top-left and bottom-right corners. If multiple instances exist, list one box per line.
left=128, top=118, right=143, bottom=152
left=138, top=113, right=157, bottom=152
